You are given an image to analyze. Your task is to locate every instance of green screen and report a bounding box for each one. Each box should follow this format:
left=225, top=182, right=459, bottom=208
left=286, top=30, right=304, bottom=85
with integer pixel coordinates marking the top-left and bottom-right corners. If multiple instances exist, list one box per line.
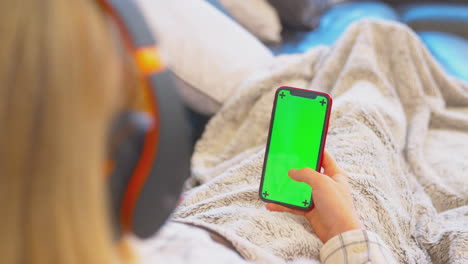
left=260, top=87, right=330, bottom=209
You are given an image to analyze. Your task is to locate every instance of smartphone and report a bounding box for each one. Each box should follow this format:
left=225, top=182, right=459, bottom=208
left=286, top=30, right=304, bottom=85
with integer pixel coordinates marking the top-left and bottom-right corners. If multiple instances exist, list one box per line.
left=259, top=86, right=332, bottom=210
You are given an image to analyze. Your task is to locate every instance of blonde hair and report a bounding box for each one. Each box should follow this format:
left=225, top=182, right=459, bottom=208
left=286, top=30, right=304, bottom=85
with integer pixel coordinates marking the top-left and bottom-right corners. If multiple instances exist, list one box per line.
left=0, top=0, right=129, bottom=263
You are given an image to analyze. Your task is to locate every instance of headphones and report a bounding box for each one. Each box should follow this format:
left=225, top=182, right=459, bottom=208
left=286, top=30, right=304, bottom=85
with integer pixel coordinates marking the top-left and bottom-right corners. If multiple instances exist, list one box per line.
left=98, top=0, right=191, bottom=238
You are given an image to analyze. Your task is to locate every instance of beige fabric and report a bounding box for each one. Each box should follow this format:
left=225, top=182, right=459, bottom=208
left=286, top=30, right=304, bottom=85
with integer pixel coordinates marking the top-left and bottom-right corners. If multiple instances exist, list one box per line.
left=217, top=0, right=282, bottom=44
left=170, top=20, right=468, bottom=263
left=133, top=224, right=395, bottom=264
left=137, top=0, right=274, bottom=115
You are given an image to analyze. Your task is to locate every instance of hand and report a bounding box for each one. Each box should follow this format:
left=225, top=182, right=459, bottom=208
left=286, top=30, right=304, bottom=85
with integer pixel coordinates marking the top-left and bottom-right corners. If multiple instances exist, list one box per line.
left=266, top=150, right=364, bottom=243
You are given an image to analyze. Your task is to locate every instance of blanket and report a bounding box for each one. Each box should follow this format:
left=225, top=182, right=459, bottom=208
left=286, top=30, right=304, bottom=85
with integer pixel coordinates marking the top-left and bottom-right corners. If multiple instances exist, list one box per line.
left=170, top=20, right=468, bottom=263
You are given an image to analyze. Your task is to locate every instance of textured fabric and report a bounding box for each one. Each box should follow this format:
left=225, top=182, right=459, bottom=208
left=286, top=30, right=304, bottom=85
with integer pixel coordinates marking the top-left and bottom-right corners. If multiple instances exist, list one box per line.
left=134, top=224, right=395, bottom=264
left=320, top=230, right=396, bottom=264
left=168, top=19, right=468, bottom=264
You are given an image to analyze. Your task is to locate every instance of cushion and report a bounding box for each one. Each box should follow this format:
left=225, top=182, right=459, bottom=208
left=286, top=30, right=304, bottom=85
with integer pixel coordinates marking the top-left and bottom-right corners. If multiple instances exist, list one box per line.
left=273, top=2, right=399, bottom=54
left=213, top=0, right=282, bottom=44
left=136, top=0, right=274, bottom=115
left=418, top=31, right=468, bottom=82
left=267, top=0, right=330, bottom=29
left=400, top=3, right=468, bottom=39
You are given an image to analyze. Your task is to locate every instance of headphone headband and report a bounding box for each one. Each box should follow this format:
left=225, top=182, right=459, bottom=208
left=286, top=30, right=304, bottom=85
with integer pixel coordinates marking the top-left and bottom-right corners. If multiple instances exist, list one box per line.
left=98, top=0, right=191, bottom=238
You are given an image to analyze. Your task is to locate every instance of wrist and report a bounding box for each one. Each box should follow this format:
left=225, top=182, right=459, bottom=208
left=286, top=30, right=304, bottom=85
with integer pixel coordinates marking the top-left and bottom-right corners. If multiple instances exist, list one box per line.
left=326, top=221, right=364, bottom=243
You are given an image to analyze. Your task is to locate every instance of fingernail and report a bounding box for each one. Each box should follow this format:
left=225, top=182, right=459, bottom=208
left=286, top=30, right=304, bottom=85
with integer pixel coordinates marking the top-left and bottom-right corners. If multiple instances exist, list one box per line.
left=288, top=169, right=298, bottom=175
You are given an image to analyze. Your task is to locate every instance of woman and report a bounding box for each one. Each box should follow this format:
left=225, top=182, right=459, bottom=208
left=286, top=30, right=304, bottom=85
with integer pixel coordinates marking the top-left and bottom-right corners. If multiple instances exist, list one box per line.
left=0, top=1, right=395, bottom=263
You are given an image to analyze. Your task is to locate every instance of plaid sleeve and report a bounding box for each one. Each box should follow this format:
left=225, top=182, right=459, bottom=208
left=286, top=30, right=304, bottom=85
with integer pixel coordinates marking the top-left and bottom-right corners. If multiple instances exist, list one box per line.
left=320, top=229, right=397, bottom=264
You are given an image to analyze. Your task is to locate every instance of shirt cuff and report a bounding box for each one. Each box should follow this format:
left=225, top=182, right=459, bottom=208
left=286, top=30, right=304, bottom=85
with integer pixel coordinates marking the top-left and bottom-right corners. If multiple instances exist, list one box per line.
left=320, top=229, right=395, bottom=264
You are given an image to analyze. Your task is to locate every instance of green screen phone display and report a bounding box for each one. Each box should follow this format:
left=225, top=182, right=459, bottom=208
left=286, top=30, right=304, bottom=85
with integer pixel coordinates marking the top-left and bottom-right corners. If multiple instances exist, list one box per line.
left=259, top=87, right=332, bottom=210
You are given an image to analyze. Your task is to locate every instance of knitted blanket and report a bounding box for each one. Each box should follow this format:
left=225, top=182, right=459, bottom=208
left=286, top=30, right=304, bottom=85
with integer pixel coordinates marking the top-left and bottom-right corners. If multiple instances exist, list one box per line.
left=167, top=20, right=468, bottom=263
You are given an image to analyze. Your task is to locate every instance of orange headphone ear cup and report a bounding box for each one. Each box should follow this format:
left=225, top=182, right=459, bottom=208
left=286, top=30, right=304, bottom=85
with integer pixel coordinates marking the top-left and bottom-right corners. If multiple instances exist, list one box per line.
left=100, top=0, right=191, bottom=239
left=129, top=71, right=192, bottom=238
left=108, top=112, right=151, bottom=238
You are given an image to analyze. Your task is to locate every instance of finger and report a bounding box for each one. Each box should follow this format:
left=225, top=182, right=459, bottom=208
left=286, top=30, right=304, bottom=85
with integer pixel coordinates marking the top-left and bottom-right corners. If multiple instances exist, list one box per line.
left=266, top=203, right=305, bottom=216
left=288, top=168, right=331, bottom=190
left=331, top=173, right=349, bottom=185
left=322, top=150, right=344, bottom=177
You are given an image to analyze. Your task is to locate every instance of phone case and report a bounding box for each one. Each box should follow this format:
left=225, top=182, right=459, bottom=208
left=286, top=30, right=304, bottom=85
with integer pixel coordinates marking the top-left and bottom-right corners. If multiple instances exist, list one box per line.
left=259, top=86, right=332, bottom=210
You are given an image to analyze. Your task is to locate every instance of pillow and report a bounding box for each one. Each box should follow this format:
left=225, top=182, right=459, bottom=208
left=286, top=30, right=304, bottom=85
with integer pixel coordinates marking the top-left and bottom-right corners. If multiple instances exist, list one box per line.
left=400, top=3, right=468, bottom=39
left=213, top=0, right=282, bottom=44
left=418, top=31, right=468, bottom=82
left=267, top=0, right=331, bottom=29
left=136, top=0, right=274, bottom=115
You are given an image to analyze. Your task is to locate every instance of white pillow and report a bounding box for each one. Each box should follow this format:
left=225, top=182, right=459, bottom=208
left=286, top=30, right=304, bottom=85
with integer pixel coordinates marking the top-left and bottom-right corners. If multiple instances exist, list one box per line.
left=216, top=0, right=282, bottom=44
left=136, top=0, right=274, bottom=115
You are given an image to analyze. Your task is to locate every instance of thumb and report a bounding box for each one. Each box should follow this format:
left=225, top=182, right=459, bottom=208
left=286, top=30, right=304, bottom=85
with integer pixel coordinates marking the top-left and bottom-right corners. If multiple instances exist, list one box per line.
left=288, top=168, right=331, bottom=190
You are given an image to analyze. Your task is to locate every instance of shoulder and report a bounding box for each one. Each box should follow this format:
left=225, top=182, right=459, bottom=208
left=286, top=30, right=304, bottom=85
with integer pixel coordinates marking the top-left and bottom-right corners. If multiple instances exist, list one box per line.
left=130, top=221, right=246, bottom=264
